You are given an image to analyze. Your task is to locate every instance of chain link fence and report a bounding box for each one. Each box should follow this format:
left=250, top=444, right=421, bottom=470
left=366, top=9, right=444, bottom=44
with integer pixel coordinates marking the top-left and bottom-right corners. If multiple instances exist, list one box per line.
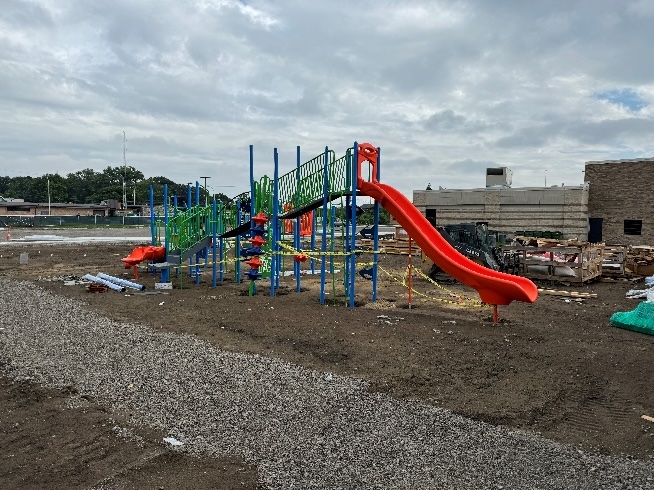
left=0, top=215, right=152, bottom=227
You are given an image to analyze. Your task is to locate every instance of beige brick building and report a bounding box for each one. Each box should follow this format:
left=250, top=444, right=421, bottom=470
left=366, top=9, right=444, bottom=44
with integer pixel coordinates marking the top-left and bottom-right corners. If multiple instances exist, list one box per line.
left=584, top=158, right=654, bottom=245
left=413, top=170, right=590, bottom=241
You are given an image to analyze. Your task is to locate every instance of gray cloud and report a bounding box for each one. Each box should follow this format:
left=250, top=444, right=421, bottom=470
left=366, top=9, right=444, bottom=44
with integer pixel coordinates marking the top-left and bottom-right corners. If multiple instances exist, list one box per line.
left=0, top=0, right=653, bottom=199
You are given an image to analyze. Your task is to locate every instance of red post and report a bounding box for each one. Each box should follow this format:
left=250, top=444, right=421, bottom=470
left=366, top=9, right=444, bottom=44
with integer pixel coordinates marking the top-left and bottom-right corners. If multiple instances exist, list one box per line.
left=408, top=236, right=412, bottom=309
left=493, top=305, right=499, bottom=324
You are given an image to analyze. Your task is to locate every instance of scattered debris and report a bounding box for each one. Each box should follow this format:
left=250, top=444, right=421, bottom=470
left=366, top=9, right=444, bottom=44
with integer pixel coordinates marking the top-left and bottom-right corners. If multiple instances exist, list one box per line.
left=87, top=283, right=108, bottom=293
left=538, top=288, right=597, bottom=298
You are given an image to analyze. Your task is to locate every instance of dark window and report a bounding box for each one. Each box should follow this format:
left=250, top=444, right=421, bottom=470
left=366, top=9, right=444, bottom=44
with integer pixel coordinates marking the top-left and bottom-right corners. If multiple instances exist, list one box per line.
left=624, top=219, right=642, bottom=235
left=426, top=209, right=436, bottom=227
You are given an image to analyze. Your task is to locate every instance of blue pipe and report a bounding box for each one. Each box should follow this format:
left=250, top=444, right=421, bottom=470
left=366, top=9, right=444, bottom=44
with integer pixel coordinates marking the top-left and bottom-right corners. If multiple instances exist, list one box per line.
left=98, top=273, right=145, bottom=291
left=83, top=274, right=125, bottom=292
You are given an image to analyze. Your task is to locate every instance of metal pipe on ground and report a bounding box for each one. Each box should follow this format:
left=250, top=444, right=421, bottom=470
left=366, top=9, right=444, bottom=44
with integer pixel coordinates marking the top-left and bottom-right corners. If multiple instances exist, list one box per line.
left=82, top=274, right=126, bottom=292
left=97, top=273, right=146, bottom=291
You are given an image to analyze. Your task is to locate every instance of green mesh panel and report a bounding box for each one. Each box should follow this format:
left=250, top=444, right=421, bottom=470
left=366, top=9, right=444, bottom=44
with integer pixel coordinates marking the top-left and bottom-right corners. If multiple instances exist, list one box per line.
left=165, top=205, right=213, bottom=255
left=610, top=301, right=654, bottom=336
left=274, top=150, right=351, bottom=215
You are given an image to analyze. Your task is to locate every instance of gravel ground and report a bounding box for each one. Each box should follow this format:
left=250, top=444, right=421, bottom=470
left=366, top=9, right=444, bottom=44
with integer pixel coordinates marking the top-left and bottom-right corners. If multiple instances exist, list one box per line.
left=1, top=278, right=653, bottom=489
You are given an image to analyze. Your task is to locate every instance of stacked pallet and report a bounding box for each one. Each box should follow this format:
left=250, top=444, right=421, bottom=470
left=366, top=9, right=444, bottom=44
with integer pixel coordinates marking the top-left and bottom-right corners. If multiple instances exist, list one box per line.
left=505, top=240, right=603, bottom=284
left=600, top=245, right=627, bottom=277
left=626, top=246, right=654, bottom=276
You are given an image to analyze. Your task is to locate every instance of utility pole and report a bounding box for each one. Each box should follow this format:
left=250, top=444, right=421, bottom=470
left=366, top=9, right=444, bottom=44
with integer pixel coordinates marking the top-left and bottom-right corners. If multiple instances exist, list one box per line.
left=200, top=176, right=211, bottom=205
left=122, top=131, right=127, bottom=213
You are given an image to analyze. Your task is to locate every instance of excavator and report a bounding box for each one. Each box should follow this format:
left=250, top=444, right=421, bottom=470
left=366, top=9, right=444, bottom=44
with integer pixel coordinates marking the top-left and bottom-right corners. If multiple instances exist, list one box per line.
left=421, top=222, right=520, bottom=279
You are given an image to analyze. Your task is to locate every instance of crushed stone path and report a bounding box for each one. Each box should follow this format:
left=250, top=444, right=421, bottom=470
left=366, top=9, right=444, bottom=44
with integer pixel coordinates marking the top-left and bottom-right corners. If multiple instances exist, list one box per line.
left=0, top=279, right=652, bottom=489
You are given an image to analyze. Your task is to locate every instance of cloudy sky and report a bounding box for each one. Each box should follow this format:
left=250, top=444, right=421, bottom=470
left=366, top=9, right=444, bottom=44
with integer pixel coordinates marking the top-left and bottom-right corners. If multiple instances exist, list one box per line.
left=1, top=0, right=653, bottom=199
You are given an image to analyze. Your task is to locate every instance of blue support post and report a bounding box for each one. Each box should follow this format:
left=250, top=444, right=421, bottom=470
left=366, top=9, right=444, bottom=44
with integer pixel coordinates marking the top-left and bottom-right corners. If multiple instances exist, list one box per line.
left=212, top=198, right=217, bottom=288
left=186, top=183, right=192, bottom=276
left=172, top=194, right=179, bottom=276
left=162, top=184, right=170, bottom=282
left=250, top=145, right=256, bottom=217
left=194, top=181, right=200, bottom=284
left=295, top=145, right=301, bottom=291
left=349, top=142, right=359, bottom=307
left=149, top=185, right=155, bottom=245
left=344, top=194, right=351, bottom=300
left=270, top=148, right=279, bottom=297
left=235, top=200, right=241, bottom=283
left=319, top=146, right=329, bottom=305
left=372, top=147, right=380, bottom=301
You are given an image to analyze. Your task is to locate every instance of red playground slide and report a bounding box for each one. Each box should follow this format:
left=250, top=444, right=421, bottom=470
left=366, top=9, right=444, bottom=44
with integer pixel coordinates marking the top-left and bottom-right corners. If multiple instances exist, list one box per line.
left=355, top=144, right=538, bottom=306
left=121, top=245, right=166, bottom=268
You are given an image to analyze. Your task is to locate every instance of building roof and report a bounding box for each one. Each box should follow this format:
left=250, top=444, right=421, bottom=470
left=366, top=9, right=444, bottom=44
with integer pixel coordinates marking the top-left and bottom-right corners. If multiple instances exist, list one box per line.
left=0, top=202, right=107, bottom=208
left=415, top=185, right=587, bottom=193
left=585, top=157, right=654, bottom=165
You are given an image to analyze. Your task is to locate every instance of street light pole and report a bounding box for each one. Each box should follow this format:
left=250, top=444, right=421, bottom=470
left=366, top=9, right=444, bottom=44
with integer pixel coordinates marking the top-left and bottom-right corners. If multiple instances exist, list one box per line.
left=200, top=176, right=211, bottom=205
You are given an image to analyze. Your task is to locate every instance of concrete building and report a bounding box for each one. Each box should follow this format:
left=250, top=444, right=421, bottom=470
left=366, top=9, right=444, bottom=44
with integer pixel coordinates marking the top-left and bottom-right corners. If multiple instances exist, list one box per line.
left=0, top=199, right=148, bottom=217
left=585, top=158, right=654, bottom=245
left=413, top=168, right=589, bottom=241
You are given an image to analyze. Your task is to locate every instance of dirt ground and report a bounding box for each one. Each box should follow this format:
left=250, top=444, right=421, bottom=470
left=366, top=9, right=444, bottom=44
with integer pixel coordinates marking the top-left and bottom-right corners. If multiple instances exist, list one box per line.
left=1, top=241, right=653, bottom=488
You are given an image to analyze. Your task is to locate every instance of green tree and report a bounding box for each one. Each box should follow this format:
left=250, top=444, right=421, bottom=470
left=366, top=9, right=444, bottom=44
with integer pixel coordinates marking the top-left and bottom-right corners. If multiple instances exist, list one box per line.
left=66, top=169, right=100, bottom=203
left=0, top=176, right=11, bottom=195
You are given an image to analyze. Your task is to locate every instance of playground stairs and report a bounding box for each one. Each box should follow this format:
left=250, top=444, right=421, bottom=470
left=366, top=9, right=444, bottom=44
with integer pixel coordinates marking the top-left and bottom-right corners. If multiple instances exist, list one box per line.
left=167, top=236, right=212, bottom=265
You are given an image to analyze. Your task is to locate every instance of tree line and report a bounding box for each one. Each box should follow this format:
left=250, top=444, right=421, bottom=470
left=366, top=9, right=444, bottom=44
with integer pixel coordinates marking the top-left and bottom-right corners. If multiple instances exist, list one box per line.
left=0, top=166, right=230, bottom=207
left=0, top=166, right=390, bottom=224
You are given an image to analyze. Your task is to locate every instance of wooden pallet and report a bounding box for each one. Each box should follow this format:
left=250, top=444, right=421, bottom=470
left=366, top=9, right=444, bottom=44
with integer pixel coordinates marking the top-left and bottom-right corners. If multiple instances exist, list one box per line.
left=505, top=243, right=603, bottom=284
left=87, top=283, right=108, bottom=293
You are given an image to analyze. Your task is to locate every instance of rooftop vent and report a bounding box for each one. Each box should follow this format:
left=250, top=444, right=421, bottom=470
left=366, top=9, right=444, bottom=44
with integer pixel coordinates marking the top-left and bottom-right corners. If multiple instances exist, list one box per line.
left=486, top=167, right=512, bottom=188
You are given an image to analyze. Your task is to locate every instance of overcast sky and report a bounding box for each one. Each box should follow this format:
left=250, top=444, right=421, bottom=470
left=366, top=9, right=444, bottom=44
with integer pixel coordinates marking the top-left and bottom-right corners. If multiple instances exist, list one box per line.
left=1, top=0, right=653, bottom=198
